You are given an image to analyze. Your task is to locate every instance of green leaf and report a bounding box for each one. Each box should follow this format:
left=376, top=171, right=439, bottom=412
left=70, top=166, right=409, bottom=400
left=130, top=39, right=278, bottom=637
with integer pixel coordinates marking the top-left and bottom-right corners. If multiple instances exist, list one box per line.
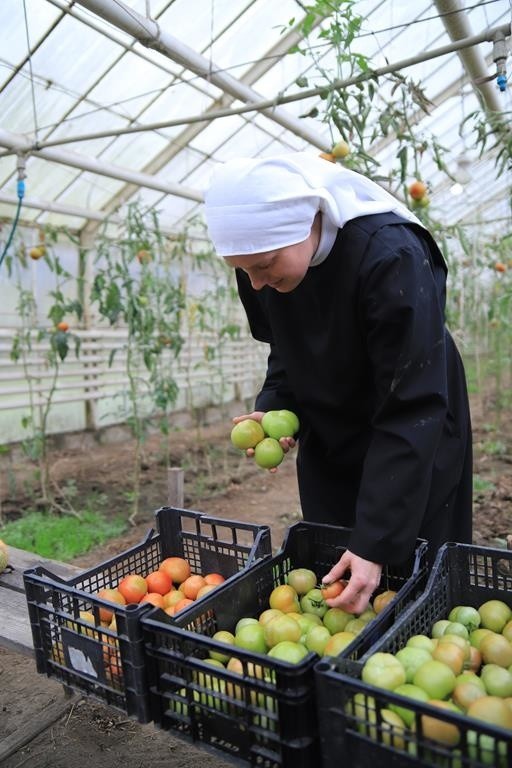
left=396, top=145, right=408, bottom=183
left=51, top=330, right=69, bottom=361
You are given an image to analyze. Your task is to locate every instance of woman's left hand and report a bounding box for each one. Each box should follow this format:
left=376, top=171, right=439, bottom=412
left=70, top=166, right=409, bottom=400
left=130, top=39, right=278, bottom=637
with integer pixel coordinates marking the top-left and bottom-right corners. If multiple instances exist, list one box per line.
left=321, top=550, right=382, bottom=615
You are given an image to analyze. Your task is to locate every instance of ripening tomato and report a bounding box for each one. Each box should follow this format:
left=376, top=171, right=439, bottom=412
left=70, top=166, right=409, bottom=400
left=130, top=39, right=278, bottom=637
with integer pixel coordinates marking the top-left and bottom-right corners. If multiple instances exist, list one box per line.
left=97, top=588, right=126, bottom=623
left=432, top=641, right=465, bottom=676
left=196, top=584, right=217, bottom=599
left=466, top=696, right=512, bottom=729
left=421, top=700, right=461, bottom=747
left=145, top=569, right=172, bottom=595
left=173, top=597, right=194, bottom=612
left=181, top=574, right=207, bottom=600
left=480, top=632, right=512, bottom=667
left=136, top=249, right=152, bottom=264
left=118, top=574, right=147, bottom=604
left=373, top=590, right=397, bottom=615
left=163, top=589, right=185, bottom=609
left=321, top=580, right=346, bottom=600
left=204, top=573, right=225, bottom=586
left=318, top=152, right=337, bottom=163
left=452, top=681, right=486, bottom=711
left=140, top=592, right=165, bottom=608
left=408, top=180, right=427, bottom=201
left=269, top=584, right=300, bottom=613
left=159, top=557, right=191, bottom=584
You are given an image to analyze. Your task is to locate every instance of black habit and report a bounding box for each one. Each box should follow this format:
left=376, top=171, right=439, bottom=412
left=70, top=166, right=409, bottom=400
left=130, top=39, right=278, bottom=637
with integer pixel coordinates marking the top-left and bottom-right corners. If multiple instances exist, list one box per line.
left=236, top=212, right=472, bottom=566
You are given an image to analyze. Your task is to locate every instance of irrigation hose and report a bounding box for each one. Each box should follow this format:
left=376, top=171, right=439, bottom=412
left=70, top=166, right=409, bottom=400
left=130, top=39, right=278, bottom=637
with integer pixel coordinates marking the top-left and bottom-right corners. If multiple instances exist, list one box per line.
left=0, top=179, right=25, bottom=269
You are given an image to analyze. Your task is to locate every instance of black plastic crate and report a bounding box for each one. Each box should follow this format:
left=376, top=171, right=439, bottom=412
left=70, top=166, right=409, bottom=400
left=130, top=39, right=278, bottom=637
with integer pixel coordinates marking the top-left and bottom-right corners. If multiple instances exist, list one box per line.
left=23, top=506, right=271, bottom=723
left=141, top=521, right=428, bottom=767
left=315, top=542, right=512, bottom=768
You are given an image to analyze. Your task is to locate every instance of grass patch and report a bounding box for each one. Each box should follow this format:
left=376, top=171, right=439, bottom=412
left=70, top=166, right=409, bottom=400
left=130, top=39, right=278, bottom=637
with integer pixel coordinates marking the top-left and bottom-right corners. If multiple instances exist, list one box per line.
left=473, top=474, right=496, bottom=494
left=0, top=508, right=127, bottom=561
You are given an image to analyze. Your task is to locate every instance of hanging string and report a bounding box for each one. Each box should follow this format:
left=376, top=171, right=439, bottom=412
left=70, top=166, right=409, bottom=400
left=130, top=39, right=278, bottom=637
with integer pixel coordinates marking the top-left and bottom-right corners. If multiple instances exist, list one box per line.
left=208, top=0, right=215, bottom=82
left=22, top=0, right=39, bottom=144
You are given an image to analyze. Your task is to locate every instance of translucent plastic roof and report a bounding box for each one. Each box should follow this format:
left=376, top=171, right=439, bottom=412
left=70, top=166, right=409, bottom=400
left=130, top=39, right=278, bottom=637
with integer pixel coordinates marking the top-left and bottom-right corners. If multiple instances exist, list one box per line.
left=0, top=0, right=510, bottom=239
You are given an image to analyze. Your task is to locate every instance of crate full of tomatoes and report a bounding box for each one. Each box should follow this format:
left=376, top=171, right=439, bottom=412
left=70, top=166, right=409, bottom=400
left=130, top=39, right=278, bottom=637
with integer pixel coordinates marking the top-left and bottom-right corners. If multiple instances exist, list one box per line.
left=23, top=506, right=271, bottom=723
left=314, top=542, right=512, bottom=768
left=140, top=521, right=427, bottom=767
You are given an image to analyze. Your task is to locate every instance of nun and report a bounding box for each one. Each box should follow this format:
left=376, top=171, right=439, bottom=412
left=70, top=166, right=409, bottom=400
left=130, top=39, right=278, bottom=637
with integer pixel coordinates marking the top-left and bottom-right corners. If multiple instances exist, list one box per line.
left=203, top=152, right=472, bottom=613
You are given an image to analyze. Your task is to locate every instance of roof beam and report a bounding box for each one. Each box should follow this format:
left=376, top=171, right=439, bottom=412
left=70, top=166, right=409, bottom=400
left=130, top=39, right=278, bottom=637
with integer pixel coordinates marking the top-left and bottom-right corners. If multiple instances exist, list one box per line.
left=0, top=128, right=202, bottom=201
left=81, top=15, right=326, bottom=236
left=74, top=0, right=327, bottom=150
left=30, top=16, right=511, bottom=150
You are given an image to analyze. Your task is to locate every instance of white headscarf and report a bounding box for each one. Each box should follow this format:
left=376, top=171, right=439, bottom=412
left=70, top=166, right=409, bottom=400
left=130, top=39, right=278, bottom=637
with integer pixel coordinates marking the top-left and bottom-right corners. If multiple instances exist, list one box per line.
left=204, top=152, right=422, bottom=262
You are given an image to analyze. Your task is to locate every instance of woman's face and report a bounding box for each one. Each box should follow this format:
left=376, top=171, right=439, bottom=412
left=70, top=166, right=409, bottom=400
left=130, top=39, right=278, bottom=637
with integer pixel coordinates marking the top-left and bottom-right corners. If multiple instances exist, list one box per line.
left=225, top=213, right=321, bottom=293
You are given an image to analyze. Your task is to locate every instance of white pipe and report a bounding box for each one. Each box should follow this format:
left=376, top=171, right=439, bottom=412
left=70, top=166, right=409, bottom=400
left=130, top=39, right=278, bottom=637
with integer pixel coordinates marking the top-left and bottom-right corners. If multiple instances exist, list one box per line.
left=74, top=0, right=327, bottom=150
left=434, top=0, right=505, bottom=112
left=0, top=192, right=113, bottom=222
left=0, top=128, right=202, bottom=202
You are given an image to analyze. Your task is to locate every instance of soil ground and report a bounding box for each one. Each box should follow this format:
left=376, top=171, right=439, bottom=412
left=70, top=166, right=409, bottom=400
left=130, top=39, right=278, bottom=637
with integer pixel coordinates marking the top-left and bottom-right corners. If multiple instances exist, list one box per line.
left=1, top=394, right=511, bottom=768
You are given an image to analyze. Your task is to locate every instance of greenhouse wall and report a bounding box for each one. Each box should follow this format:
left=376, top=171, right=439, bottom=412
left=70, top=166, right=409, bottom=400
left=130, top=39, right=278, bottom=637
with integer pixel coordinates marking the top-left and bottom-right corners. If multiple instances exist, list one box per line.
left=0, top=223, right=269, bottom=446
left=0, top=327, right=268, bottom=444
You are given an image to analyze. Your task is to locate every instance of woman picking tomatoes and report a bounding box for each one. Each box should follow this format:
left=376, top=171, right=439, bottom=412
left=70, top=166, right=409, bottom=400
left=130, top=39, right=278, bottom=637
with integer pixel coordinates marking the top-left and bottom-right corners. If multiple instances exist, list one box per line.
left=203, top=152, right=472, bottom=615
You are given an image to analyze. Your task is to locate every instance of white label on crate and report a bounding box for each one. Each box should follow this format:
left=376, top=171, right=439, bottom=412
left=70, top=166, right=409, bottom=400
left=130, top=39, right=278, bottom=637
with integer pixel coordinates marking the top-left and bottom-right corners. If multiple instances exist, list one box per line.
left=68, top=647, right=98, bottom=678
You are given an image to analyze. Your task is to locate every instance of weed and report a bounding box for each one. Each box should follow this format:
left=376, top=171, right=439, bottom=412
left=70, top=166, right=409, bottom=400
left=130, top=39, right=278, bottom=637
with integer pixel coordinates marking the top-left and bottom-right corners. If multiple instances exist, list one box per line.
left=0, top=505, right=126, bottom=560
left=473, top=474, right=496, bottom=494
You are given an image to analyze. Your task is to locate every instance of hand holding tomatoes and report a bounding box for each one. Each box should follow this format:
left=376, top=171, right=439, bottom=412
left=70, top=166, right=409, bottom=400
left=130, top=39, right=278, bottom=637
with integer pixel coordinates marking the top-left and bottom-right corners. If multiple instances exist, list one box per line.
left=321, top=550, right=382, bottom=615
left=231, top=410, right=298, bottom=472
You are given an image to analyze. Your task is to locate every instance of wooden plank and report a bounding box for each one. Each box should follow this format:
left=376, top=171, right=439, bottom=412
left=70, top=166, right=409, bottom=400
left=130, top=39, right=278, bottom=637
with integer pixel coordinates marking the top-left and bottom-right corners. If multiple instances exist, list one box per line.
left=167, top=467, right=184, bottom=507
left=0, top=587, right=35, bottom=656
left=0, top=547, right=81, bottom=655
left=0, top=546, right=80, bottom=592
left=0, top=692, right=80, bottom=762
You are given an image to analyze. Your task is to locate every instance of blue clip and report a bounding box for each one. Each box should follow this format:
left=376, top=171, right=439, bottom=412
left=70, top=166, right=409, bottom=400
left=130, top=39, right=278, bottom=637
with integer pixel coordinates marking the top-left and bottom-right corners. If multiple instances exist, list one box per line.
left=496, top=74, right=507, bottom=92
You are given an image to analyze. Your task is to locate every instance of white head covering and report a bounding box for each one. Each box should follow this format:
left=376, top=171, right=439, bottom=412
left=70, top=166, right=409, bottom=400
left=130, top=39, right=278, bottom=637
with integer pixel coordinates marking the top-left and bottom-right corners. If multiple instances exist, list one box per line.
left=204, top=152, right=422, bottom=260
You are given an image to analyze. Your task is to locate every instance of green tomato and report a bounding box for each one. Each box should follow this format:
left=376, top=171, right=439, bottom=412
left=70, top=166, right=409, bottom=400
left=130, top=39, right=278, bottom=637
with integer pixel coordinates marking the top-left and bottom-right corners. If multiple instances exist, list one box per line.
left=300, top=588, right=328, bottom=618
left=395, top=646, right=432, bottom=683
left=231, top=419, right=265, bottom=450
left=261, top=410, right=298, bottom=440
left=449, top=605, right=481, bottom=632
left=413, top=659, right=456, bottom=699
left=263, top=615, right=302, bottom=648
left=322, top=607, right=352, bottom=634
left=286, top=567, right=317, bottom=595
left=362, top=652, right=407, bottom=691
left=209, top=630, right=235, bottom=663
left=267, top=640, right=308, bottom=664
left=254, top=437, right=284, bottom=469
left=478, top=600, right=512, bottom=633
left=234, top=622, right=268, bottom=655
left=389, top=683, right=429, bottom=727
left=305, top=625, right=331, bottom=656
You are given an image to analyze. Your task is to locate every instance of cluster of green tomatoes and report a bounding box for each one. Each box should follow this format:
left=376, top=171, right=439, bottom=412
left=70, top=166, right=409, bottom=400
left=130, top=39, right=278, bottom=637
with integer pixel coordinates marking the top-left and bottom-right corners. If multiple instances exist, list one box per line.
left=230, top=410, right=300, bottom=469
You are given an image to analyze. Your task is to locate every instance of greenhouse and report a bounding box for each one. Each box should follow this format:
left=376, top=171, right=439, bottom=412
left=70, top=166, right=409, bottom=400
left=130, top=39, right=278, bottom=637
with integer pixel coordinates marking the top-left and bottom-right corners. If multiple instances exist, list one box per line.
left=0, top=1, right=511, bottom=766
